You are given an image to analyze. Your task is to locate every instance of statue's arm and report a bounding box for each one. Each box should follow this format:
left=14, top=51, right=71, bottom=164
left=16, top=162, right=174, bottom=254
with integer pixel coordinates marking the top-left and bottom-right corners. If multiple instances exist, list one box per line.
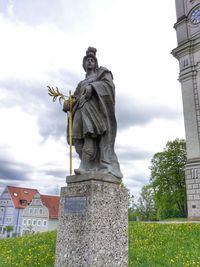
left=63, top=86, right=80, bottom=113
left=83, top=84, right=93, bottom=100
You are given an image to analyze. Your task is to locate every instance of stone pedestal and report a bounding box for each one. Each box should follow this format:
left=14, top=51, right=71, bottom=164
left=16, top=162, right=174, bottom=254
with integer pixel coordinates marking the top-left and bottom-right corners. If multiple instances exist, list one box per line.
left=55, top=173, right=128, bottom=267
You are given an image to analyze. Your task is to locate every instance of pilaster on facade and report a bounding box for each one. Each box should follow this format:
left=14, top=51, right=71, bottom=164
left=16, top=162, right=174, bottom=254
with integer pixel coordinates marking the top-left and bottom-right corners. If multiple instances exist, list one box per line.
left=172, top=38, right=200, bottom=67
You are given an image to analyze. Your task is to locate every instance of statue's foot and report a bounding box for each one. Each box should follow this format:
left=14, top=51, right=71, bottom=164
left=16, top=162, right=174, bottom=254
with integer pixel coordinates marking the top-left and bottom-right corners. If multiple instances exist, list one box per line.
left=74, top=168, right=87, bottom=175
left=98, top=165, right=109, bottom=173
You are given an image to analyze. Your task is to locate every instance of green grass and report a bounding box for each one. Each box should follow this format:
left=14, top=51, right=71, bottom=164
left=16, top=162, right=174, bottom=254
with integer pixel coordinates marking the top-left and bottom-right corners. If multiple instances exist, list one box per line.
left=129, top=222, right=200, bottom=267
left=0, top=231, right=56, bottom=266
left=0, top=223, right=200, bottom=266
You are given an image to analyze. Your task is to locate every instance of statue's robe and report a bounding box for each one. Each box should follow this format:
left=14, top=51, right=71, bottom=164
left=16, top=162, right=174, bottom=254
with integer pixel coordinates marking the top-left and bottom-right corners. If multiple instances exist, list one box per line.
left=71, top=66, right=122, bottom=178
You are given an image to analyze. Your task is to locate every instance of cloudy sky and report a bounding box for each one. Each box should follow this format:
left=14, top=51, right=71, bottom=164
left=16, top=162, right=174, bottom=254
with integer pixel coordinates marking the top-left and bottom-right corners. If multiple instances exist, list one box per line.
left=0, top=0, right=184, bottom=197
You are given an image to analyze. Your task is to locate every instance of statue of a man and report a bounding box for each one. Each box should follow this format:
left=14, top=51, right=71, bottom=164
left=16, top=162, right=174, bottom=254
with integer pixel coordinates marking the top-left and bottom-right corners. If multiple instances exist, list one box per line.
left=63, top=47, right=122, bottom=178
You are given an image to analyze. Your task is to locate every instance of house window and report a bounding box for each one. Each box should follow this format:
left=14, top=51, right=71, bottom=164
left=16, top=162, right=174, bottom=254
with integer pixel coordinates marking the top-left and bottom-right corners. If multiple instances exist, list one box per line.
left=29, top=208, right=33, bottom=214
left=191, top=169, right=199, bottom=179
left=28, top=219, right=31, bottom=225
left=43, top=220, right=48, bottom=227
left=39, top=209, right=43, bottom=215
left=37, top=220, right=41, bottom=226
left=34, top=208, right=38, bottom=215
left=33, top=220, right=36, bottom=226
left=23, top=219, right=26, bottom=225
left=20, top=199, right=27, bottom=206
left=6, top=217, right=12, bottom=223
left=0, top=208, right=4, bottom=213
left=0, top=217, right=2, bottom=221
left=35, top=199, right=40, bottom=205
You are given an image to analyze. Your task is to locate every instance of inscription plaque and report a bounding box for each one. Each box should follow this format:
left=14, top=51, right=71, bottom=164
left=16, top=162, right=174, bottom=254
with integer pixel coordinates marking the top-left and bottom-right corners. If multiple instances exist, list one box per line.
left=64, top=196, right=87, bottom=215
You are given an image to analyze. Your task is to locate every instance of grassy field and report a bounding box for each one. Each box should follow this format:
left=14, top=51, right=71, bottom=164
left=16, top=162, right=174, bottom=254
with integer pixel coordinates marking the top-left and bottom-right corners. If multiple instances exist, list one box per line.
left=0, top=231, right=56, bottom=267
left=129, top=222, right=200, bottom=267
left=0, top=222, right=200, bottom=266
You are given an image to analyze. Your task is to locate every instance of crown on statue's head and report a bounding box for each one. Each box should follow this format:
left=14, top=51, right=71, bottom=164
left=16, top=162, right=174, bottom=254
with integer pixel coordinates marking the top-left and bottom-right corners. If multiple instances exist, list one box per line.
left=86, top=47, right=97, bottom=57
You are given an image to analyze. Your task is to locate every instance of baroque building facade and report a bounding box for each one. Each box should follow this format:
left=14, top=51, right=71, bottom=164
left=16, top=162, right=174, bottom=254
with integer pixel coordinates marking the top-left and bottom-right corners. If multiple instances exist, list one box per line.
left=173, top=0, right=200, bottom=219
left=0, top=186, right=60, bottom=238
left=21, top=193, right=60, bottom=235
left=0, top=186, right=38, bottom=237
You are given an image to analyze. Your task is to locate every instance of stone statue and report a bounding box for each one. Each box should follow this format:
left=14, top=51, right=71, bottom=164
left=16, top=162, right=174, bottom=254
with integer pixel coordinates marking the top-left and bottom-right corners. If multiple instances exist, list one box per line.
left=63, top=47, right=122, bottom=178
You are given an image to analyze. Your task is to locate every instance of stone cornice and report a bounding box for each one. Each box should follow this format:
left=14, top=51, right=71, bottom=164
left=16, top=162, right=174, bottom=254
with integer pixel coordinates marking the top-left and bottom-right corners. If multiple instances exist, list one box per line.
left=186, top=157, right=200, bottom=167
left=179, top=66, right=197, bottom=82
left=173, top=15, right=188, bottom=29
left=172, top=38, right=200, bottom=59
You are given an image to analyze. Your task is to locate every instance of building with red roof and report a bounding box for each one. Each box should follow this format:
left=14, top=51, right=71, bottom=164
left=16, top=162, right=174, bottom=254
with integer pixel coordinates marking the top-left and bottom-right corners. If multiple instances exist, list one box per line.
left=21, top=192, right=60, bottom=235
left=0, top=185, right=38, bottom=237
left=40, top=195, right=60, bottom=219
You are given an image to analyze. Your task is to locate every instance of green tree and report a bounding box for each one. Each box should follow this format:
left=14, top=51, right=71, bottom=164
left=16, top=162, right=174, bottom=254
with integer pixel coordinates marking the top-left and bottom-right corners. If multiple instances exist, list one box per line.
left=150, top=139, right=187, bottom=219
left=5, top=225, right=13, bottom=237
left=134, top=185, right=157, bottom=221
left=128, top=195, right=138, bottom=221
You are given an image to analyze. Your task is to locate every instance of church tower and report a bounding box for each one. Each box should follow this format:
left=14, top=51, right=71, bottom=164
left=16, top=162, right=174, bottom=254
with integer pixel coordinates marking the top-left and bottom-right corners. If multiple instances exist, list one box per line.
left=172, top=0, right=200, bottom=219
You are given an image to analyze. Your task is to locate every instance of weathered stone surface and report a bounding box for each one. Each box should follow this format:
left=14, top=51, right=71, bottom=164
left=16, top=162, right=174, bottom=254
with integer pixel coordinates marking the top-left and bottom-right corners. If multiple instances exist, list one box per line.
left=55, top=174, right=128, bottom=267
left=185, top=162, right=200, bottom=219
left=66, top=173, right=121, bottom=184
left=62, top=47, right=122, bottom=179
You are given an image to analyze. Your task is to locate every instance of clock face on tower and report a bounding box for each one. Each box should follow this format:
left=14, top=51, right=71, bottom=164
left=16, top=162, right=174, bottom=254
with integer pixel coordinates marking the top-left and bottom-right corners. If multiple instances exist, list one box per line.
left=190, top=6, right=200, bottom=24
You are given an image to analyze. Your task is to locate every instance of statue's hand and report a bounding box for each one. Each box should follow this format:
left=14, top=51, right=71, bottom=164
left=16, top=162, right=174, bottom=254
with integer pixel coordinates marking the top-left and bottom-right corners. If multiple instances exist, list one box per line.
left=63, top=97, right=77, bottom=112
left=63, top=100, right=69, bottom=112
left=84, top=85, right=93, bottom=100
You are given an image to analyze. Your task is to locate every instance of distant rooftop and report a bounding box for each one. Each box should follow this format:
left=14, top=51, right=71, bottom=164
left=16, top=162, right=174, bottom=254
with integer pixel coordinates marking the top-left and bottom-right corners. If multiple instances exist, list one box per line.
left=41, top=195, right=60, bottom=219
left=7, top=185, right=38, bottom=209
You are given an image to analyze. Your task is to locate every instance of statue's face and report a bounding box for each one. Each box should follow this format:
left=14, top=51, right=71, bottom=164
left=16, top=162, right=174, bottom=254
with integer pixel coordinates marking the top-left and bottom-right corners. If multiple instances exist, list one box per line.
left=84, top=57, right=96, bottom=72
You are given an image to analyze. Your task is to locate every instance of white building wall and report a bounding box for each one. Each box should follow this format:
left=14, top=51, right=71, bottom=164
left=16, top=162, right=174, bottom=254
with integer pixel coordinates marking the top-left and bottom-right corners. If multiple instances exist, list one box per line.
left=21, top=193, right=58, bottom=235
left=48, top=219, right=58, bottom=231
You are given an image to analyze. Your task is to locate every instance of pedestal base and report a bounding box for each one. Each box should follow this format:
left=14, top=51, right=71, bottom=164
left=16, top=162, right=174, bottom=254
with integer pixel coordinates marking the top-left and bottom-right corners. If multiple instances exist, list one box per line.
left=55, top=173, right=128, bottom=267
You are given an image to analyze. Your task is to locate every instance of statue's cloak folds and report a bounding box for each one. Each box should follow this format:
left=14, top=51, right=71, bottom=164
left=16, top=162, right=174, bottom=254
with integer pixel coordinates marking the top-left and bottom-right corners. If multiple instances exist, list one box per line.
left=70, top=66, right=122, bottom=178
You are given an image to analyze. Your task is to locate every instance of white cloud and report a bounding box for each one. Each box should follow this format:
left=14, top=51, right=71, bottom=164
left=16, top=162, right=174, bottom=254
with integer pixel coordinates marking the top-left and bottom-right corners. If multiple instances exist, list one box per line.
left=0, top=0, right=185, bottom=198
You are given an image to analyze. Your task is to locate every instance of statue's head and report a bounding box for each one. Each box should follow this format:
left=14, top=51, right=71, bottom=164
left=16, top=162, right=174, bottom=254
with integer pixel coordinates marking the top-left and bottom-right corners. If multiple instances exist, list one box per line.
left=82, top=47, right=99, bottom=72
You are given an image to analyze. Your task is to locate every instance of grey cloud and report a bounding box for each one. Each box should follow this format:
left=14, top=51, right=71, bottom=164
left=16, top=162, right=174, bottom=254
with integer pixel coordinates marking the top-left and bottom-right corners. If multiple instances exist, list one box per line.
left=0, top=158, right=30, bottom=182
left=0, top=157, right=67, bottom=193
left=116, top=95, right=182, bottom=129
left=43, top=169, right=67, bottom=178
left=0, top=180, right=22, bottom=195
left=0, top=72, right=182, bottom=143
left=0, top=69, right=81, bottom=140
left=125, top=173, right=150, bottom=191
left=116, top=145, right=153, bottom=162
